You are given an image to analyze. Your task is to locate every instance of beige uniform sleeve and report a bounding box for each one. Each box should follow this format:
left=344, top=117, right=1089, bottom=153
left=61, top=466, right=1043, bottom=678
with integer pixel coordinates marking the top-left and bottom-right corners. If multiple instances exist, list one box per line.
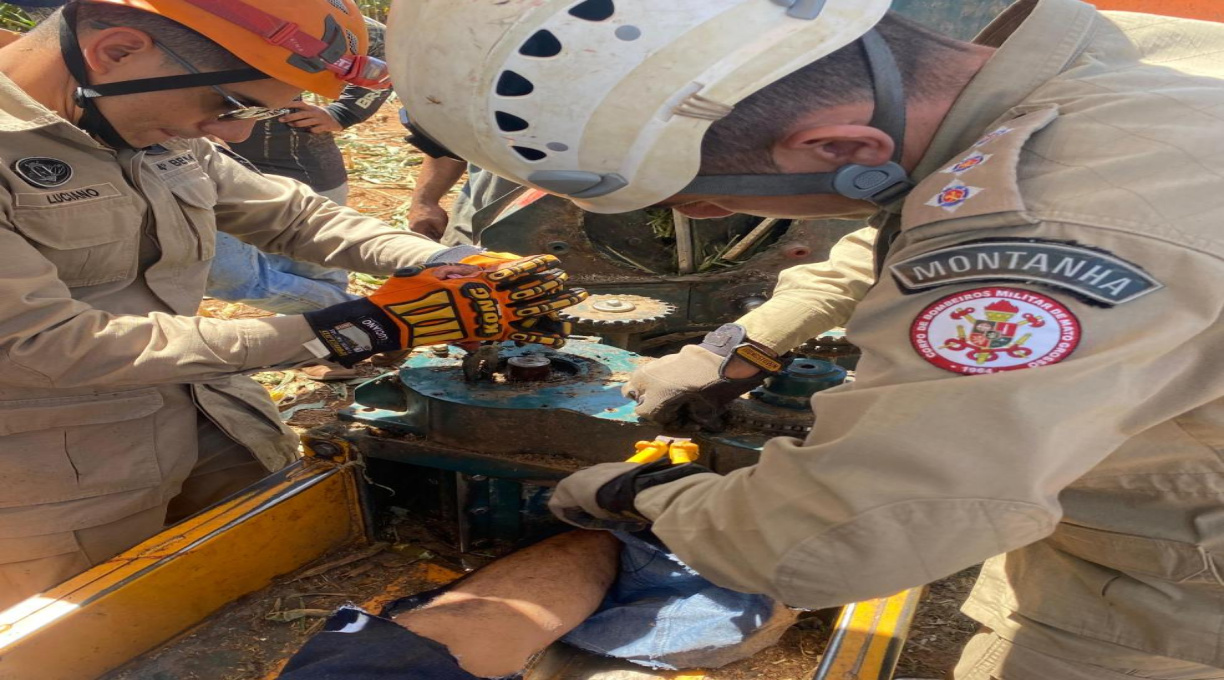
left=736, top=226, right=877, bottom=353
left=200, top=142, right=449, bottom=273
left=635, top=222, right=1224, bottom=609
left=0, top=145, right=454, bottom=390
left=0, top=223, right=316, bottom=387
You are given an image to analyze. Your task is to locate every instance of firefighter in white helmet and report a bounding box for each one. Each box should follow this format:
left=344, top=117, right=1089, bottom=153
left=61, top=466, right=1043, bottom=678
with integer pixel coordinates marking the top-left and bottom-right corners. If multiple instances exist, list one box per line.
left=388, top=0, right=1224, bottom=677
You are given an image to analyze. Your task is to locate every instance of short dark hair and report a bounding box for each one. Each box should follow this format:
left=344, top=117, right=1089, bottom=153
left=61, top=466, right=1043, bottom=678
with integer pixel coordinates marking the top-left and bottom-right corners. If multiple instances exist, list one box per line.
left=700, top=12, right=976, bottom=174
left=35, top=3, right=247, bottom=71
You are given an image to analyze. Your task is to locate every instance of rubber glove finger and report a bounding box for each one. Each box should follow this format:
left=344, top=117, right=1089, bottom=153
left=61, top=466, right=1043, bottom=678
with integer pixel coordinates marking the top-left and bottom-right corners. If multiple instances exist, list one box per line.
left=514, top=289, right=589, bottom=317
left=486, top=255, right=562, bottom=283
left=508, top=331, right=567, bottom=348
left=508, top=276, right=566, bottom=302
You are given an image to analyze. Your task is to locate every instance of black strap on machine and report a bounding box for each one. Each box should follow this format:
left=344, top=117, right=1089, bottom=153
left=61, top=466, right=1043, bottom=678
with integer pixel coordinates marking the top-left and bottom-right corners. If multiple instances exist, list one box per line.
left=680, top=29, right=915, bottom=206
left=399, top=107, right=462, bottom=160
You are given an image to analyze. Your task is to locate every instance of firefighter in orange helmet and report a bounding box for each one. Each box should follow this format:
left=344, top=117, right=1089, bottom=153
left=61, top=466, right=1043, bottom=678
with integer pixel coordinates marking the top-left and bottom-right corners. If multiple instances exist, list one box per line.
left=0, top=0, right=581, bottom=610
left=58, top=0, right=389, bottom=149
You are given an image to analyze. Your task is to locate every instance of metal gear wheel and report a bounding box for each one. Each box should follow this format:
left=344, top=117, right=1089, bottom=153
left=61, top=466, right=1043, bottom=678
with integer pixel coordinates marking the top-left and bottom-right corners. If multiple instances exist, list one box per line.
left=723, top=359, right=845, bottom=436
left=725, top=397, right=816, bottom=436
left=795, top=329, right=858, bottom=364
left=559, top=294, right=676, bottom=335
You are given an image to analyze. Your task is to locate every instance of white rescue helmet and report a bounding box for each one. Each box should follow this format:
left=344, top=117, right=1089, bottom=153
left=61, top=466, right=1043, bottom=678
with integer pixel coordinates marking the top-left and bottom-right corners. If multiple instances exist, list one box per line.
left=388, top=0, right=898, bottom=214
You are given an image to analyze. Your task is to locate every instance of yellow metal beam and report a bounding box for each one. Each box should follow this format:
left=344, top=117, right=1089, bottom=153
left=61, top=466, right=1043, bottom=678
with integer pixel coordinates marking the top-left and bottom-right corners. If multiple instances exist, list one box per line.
left=814, top=588, right=925, bottom=680
left=0, top=459, right=365, bottom=680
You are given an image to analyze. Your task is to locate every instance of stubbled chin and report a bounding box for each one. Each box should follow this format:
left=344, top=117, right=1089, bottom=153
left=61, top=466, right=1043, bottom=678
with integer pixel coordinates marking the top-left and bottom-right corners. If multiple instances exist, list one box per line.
left=674, top=202, right=736, bottom=219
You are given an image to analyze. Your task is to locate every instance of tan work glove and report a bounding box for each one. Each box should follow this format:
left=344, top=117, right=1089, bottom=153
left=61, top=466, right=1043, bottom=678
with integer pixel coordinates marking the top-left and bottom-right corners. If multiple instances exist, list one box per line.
left=548, top=460, right=713, bottom=532
left=623, top=324, right=783, bottom=431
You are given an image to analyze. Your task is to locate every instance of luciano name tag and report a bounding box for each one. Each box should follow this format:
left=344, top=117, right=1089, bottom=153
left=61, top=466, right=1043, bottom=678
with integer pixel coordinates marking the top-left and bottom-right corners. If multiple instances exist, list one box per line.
left=15, top=182, right=123, bottom=208
left=890, top=240, right=1163, bottom=306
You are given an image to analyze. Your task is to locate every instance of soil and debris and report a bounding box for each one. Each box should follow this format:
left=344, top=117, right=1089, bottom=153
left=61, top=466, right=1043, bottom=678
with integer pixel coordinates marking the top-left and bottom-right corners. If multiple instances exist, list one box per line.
left=186, top=106, right=979, bottom=679
left=104, top=523, right=477, bottom=680
left=105, top=511, right=974, bottom=680
left=897, top=568, right=982, bottom=678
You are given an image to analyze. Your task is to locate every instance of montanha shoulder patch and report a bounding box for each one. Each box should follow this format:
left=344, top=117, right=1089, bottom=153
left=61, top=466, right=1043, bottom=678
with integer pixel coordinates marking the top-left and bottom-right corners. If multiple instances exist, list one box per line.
left=890, top=239, right=1163, bottom=306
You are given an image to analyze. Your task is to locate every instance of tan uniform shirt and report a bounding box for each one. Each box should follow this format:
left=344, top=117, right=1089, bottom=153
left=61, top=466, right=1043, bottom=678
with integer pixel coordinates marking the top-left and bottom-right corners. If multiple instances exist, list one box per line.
left=637, top=0, right=1224, bottom=665
left=0, top=74, right=446, bottom=540
left=737, top=226, right=877, bottom=353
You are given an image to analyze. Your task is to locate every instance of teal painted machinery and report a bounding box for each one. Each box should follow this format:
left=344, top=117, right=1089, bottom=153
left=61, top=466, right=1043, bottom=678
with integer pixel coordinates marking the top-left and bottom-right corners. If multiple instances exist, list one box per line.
left=319, top=338, right=851, bottom=549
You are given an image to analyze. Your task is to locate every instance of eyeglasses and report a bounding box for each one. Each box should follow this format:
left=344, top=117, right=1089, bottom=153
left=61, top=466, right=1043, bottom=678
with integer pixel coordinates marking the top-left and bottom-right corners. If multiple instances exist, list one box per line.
left=154, top=40, right=292, bottom=122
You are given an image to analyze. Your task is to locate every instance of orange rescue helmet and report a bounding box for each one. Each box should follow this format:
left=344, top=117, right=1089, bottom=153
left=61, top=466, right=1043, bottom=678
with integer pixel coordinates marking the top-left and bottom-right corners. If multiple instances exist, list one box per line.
left=82, top=0, right=386, bottom=98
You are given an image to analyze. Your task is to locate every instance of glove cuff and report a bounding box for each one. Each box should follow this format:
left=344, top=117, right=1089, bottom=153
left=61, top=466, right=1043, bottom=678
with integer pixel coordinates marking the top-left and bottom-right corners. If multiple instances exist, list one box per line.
left=426, top=245, right=484, bottom=265
left=595, top=460, right=713, bottom=520
left=303, top=298, right=403, bottom=367
left=700, top=324, right=785, bottom=378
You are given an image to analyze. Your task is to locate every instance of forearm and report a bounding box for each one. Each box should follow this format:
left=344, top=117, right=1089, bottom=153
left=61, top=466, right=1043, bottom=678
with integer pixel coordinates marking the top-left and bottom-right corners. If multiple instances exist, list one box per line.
left=218, top=189, right=448, bottom=274
left=412, top=156, right=468, bottom=207
left=204, top=143, right=448, bottom=272
left=2, top=311, right=315, bottom=388
left=738, top=226, right=877, bottom=353
left=632, top=377, right=1078, bottom=609
left=326, top=86, right=393, bottom=128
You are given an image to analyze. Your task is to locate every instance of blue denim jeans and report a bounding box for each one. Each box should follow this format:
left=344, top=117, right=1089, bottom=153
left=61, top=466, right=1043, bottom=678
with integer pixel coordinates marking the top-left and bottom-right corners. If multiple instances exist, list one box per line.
left=562, top=532, right=797, bottom=670
left=206, top=183, right=357, bottom=314
left=206, top=232, right=358, bottom=314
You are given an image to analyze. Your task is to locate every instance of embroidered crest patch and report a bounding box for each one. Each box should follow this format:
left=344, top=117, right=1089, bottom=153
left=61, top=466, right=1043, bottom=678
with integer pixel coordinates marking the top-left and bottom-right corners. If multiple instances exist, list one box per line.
left=942, top=152, right=992, bottom=176
left=926, top=181, right=983, bottom=213
left=14, top=157, right=73, bottom=188
left=911, top=287, right=1081, bottom=375
left=889, top=239, right=1163, bottom=306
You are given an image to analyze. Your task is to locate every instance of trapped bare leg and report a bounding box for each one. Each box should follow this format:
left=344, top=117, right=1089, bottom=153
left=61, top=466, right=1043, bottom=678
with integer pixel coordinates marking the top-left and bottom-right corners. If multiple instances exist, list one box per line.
left=394, top=530, right=621, bottom=678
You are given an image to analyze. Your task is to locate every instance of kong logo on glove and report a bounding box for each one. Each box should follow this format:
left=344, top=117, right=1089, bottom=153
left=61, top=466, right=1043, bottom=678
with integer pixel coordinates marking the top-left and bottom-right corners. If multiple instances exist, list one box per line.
left=460, top=283, right=504, bottom=339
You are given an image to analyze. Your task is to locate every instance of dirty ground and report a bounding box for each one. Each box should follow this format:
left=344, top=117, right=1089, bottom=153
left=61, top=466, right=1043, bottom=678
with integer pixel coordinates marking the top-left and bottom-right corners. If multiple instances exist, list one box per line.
left=190, top=99, right=979, bottom=679
left=106, top=518, right=858, bottom=680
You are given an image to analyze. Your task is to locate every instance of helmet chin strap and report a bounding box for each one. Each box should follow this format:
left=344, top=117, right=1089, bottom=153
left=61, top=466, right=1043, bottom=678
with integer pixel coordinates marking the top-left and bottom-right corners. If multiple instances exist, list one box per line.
left=59, top=3, right=133, bottom=150
left=681, top=29, right=915, bottom=206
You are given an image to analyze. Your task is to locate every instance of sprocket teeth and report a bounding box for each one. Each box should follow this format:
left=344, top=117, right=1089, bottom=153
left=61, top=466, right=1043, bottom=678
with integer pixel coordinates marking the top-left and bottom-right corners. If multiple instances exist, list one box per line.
left=560, top=294, right=676, bottom=334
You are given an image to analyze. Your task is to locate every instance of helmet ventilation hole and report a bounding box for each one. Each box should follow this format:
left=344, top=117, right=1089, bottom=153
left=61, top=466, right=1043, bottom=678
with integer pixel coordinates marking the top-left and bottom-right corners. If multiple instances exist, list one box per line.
left=496, top=112, right=530, bottom=132
left=568, top=0, right=615, bottom=21
left=520, top=30, right=563, bottom=58
left=615, top=25, right=642, bottom=41
left=496, top=71, right=535, bottom=97
left=512, top=146, right=548, bottom=162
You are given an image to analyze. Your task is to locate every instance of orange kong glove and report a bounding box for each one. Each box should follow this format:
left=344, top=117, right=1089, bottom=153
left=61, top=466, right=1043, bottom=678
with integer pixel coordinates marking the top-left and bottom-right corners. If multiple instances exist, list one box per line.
left=304, top=255, right=587, bottom=366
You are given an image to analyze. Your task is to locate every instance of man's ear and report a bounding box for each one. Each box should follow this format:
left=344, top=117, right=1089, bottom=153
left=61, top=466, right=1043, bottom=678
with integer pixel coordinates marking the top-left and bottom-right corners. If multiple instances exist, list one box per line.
left=81, top=27, right=157, bottom=77
left=775, top=124, right=896, bottom=171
